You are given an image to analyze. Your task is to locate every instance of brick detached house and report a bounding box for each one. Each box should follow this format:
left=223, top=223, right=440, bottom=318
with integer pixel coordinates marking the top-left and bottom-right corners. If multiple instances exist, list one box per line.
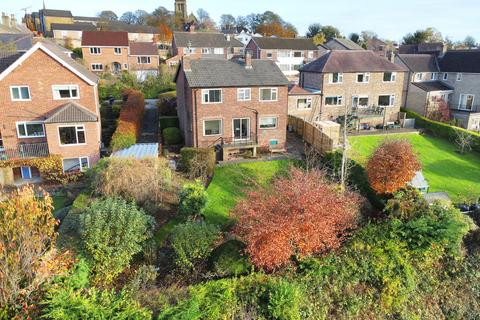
left=246, top=37, right=320, bottom=80
left=81, top=31, right=130, bottom=73
left=167, top=30, right=244, bottom=67
left=128, top=42, right=160, bottom=80
left=175, top=53, right=289, bottom=159
left=0, top=40, right=101, bottom=185
left=297, top=50, right=407, bottom=129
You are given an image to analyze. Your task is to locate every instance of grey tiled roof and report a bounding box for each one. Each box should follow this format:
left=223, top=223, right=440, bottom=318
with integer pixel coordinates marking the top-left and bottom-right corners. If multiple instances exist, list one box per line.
left=174, top=32, right=243, bottom=48
left=40, top=9, right=73, bottom=18
left=301, top=50, right=405, bottom=73
left=45, top=102, right=98, bottom=123
left=251, top=37, right=318, bottom=50
left=0, top=33, right=32, bottom=51
left=0, top=51, right=24, bottom=73
left=439, top=50, right=480, bottom=73
left=181, top=59, right=289, bottom=88
left=51, top=22, right=96, bottom=31
left=412, top=81, right=453, bottom=92
left=396, top=54, right=439, bottom=72
left=326, top=38, right=364, bottom=50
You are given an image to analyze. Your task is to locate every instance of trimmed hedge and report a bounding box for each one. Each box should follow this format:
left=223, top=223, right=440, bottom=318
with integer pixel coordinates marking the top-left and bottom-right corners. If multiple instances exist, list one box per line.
left=110, top=89, right=145, bottom=152
left=404, top=109, right=480, bottom=152
left=162, top=127, right=182, bottom=145
left=180, top=147, right=216, bottom=177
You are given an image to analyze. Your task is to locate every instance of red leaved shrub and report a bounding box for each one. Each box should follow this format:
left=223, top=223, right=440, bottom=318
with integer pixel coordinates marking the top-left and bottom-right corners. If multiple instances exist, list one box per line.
left=233, top=167, right=362, bottom=271
left=111, top=89, right=145, bottom=151
left=366, top=139, right=421, bottom=194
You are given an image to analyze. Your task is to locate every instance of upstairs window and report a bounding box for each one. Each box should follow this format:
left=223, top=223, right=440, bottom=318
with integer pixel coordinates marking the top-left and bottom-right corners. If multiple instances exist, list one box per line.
left=59, top=125, right=86, bottom=145
left=16, top=122, right=45, bottom=138
left=237, top=88, right=251, bottom=101
left=201, top=48, right=211, bottom=54
left=266, top=51, right=273, bottom=59
left=443, top=73, right=448, bottom=80
left=214, top=48, right=224, bottom=54
left=457, top=73, right=463, bottom=81
left=114, top=47, right=122, bottom=55
left=325, top=96, right=343, bottom=106
left=89, top=47, right=101, bottom=55
left=356, top=73, right=370, bottom=83
left=383, top=72, right=397, bottom=82
left=431, top=72, right=438, bottom=80
left=293, top=51, right=303, bottom=58
left=330, top=72, right=343, bottom=84
left=11, top=86, right=30, bottom=101
left=52, top=85, right=79, bottom=100
left=378, top=94, right=395, bottom=107
left=260, top=88, right=278, bottom=101
left=137, top=56, right=151, bottom=64
left=202, top=89, right=222, bottom=104
left=415, top=73, right=423, bottom=81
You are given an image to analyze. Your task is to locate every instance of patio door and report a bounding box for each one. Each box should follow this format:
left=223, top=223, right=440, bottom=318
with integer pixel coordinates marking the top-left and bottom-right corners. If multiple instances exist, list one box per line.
left=233, top=118, right=250, bottom=141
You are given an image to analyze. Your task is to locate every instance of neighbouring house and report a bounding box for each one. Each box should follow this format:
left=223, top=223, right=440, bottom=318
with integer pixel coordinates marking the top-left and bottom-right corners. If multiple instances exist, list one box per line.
left=0, top=33, right=33, bottom=51
left=439, top=50, right=480, bottom=131
left=0, top=40, right=101, bottom=186
left=246, top=37, right=320, bottom=80
left=35, top=9, right=74, bottom=36
left=287, top=84, right=322, bottom=122
left=325, top=38, right=364, bottom=51
left=81, top=30, right=130, bottom=74
left=234, top=29, right=262, bottom=46
left=366, top=37, right=395, bottom=58
left=51, top=22, right=96, bottom=48
left=399, top=42, right=445, bottom=57
left=128, top=42, right=160, bottom=80
left=395, top=54, right=453, bottom=118
left=175, top=53, right=289, bottom=159
left=298, top=50, right=407, bottom=129
left=168, top=30, right=244, bottom=67
left=1, top=12, right=31, bottom=34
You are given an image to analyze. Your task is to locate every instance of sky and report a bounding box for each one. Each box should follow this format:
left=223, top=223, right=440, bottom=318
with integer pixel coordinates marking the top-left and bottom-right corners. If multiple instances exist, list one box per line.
left=3, top=0, right=480, bottom=42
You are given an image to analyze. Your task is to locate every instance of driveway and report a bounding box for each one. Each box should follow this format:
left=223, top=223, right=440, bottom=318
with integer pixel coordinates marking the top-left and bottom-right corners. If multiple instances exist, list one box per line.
left=138, top=99, right=159, bottom=143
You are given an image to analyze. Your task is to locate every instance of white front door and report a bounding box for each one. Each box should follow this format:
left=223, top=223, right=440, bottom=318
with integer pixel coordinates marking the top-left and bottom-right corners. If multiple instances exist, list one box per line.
left=233, top=118, right=250, bottom=141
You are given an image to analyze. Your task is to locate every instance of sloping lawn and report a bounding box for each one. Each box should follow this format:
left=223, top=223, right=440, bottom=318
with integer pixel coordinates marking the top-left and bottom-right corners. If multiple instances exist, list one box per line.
left=204, top=160, right=291, bottom=227
left=349, top=133, right=480, bottom=202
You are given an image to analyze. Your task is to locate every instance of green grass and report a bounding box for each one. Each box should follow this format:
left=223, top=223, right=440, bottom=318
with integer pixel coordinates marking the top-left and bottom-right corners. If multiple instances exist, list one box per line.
left=52, top=194, right=68, bottom=212
left=204, top=160, right=292, bottom=227
left=349, top=133, right=480, bottom=202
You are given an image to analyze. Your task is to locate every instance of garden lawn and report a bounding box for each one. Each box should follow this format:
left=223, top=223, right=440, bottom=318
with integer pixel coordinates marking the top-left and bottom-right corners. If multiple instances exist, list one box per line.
left=349, top=133, right=480, bottom=202
left=204, top=160, right=291, bottom=227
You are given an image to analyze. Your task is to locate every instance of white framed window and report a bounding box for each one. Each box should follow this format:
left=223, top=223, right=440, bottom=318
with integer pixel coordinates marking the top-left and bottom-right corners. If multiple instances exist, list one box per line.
left=10, top=86, right=31, bottom=101
left=202, top=89, right=222, bottom=104
left=62, top=157, right=89, bottom=173
left=203, top=119, right=222, bottom=136
left=325, top=96, right=343, bottom=106
left=459, top=94, right=474, bottom=110
left=214, top=48, right=223, bottom=54
left=58, top=125, right=86, bottom=146
left=308, top=51, right=314, bottom=59
left=91, top=63, right=103, bottom=71
left=52, top=85, right=79, bottom=100
left=124, top=64, right=128, bottom=69
left=237, top=88, right=251, bottom=101
left=293, top=51, right=303, bottom=58
left=415, top=73, right=423, bottom=81
left=278, top=64, right=291, bottom=72
left=443, top=73, right=448, bottom=80
left=16, top=121, right=45, bottom=138
left=201, top=48, right=211, bottom=54
left=383, top=72, right=397, bottom=82
left=266, top=51, right=273, bottom=59
left=278, top=50, right=290, bottom=58
left=330, top=72, right=343, bottom=84
left=297, top=98, right=312, bottom=109
left=378, top=94, right=395, bottom=107
left=431, top=72, right=438, bottom=80
left=114, top=47, right=122, bottom=55
left=259, top=117, right=278, bottom=129
left=356, top=73, right=370, bottom=83
left=137, top=56, right=151, bottom=64
left=353, top=96, right=369, bottom=107
left=457, top=73, right=463, bottom=81
left=259, top=88, right=278, bottom=101
left=89, top=47, right=101, bottom=55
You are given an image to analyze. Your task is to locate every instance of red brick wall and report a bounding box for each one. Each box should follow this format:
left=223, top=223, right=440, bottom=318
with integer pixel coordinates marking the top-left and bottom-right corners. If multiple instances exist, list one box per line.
left=0, top=48, right=101, bottom=165
left=128, top=55, right=160, bottom=71
left=81, top=46, right=129, bottom=73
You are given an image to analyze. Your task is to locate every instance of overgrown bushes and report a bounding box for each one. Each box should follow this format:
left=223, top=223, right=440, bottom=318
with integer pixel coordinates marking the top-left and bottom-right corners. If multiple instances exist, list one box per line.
left=163, top=127, right=182, bottom=145
left=158, top=90, right=177, bottom=117
left=110, top=88, right=145, bottom=152
left=178, top=181, right=207, bottom=216
left=404, top=109, right=480, bottom=152
left=80, top=197, right=156, bottom=284
left=179, top=147, right=216, bottom=179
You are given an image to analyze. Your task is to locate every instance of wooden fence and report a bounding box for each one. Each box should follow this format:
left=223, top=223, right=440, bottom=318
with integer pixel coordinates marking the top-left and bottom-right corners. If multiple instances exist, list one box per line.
left=288, top=116, right=340, bottom=154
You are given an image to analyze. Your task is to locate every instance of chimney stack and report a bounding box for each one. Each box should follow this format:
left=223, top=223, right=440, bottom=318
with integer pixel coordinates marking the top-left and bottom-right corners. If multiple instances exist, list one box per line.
left=245, top=50, right=252, bottom=69
left=1, top=12, right=9, bottom=27
left=189, top=24, right=196, bottom=33
left=183, top=56, right=191, bottom=71
left=10, top=14, right=16, bottom=28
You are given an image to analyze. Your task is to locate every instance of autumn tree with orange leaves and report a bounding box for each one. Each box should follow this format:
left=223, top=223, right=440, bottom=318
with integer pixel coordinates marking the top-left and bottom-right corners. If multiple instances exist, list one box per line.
left=233, top=168, right=361, bottom=271
left=367, top=140, right=421, bottom=194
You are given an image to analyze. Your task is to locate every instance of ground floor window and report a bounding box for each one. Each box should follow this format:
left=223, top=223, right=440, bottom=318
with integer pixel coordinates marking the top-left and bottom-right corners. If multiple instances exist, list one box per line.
left=203, top=119, right=222, bottom=136
left=91, top=63, right=103, bottom=71
left=325, top=96, right=343, bottom=106
left=459, top=94, right=475, bottom=110
left=59, top=125, right=86, bottom=145
left=259, top=117, right=278, bottom=129
left=63, top=157, right=89, bottom=173
left=17, top=121, right=45, bottom=138
left=297, top=98, right=312, bottom=109
left=378, top=95, right=395, bottom=107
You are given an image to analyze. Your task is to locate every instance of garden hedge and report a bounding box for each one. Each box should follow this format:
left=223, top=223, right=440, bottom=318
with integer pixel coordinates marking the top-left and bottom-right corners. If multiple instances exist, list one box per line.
left=110, top=89, right=145, bottom=152
left=180, top=147, right=216, bottom=177
left=404, top=109, right=480, bottom=152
